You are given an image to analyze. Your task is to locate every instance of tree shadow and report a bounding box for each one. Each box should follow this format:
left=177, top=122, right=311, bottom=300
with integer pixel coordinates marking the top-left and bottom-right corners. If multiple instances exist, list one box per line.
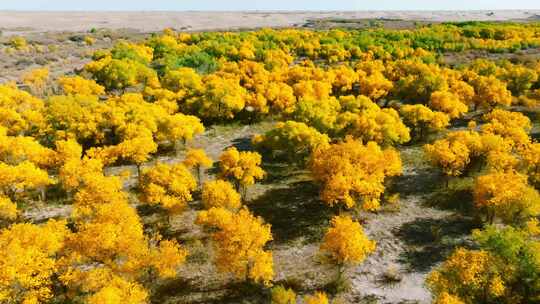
left=231, top=136, right=254, bottom=151
left=260, top=161, right=306, bottom=185
left=389, top=168, right=444, bottom=198
left=151, top=277, right=268, bottom=304
left=425, top=187, right=475, bottom=214
left=203, top=281, right=269, bottom=304
left=151, top=277, right=198, bottom=303
left=249, top=181, right=333, bottom=244
left=394, top=216, right=480, bottom=272
left=531, top=129, right=540, bottom=141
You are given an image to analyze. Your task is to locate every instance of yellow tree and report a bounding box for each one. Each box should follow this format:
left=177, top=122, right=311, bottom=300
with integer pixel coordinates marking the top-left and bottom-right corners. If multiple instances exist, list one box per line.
left=303, top=292, right=329, bottom=304
left=139, top=162, right=197, bottom=215
left=84, top=56, right=159, bottom=91
left=0, top=129, right=56, bottom=205
left=357, top=70, right=393, bottom=101
left=350, top=109, right=411, bottom=145
left=187, top=74, right=247, bottom=121
left=400, top=104, right=450, bottom=141
left=81, top=270, right=149, bottom=304
left=156, top=113, right=204, bottom=149
left=57, top=75, right=106, bottom=96
left=320, top=215, right=376, bottom=281
left=310, top=138, right=402, bottom=211
left=469, top=75, right=512, bottom=110
left=183, top=148, right=213, bottom=187
left=293, top=80, right=333, bottom=101
left=45, top=94, right=109, bottom=144
left=196, top=207, right=274, bottom=285
left=481, top=109, right=531, bottom=149
left=500, top=64, right=538, bottom=96
left=0, top=84, right=45, bottom=136
left=433, top=293, right=465, bottom=304
left=427, top=248, right=505, bottom=304
left=271, top=285, right=296, bottom=304
left=336, top=96, right=411, bottom=146
left=108, top=134, right=158, bottom=181
left=292, top=96, right=340, bottom=134
left=0, top=161, right=54, bottom=205
left=330, top=64, right=359, bottom=94
left=219, top=147, right=265, bottom=199
left=161, top=67, right=203, bottom=97
left=424, top=130, right=483, bottom=177
left=429, top=91, right=469, bottom=119
left=0, top=195, right=18, bottom=220
left=252, top=121, right=330, bottom=163
left=60, top=163, right=187, bottom=302
left=201, top=180, right=241, bottom=210
left=473, top=171, right=540, bottom=224
left=0, top=128, right=56, bottom=169
left=522, top=142, right=540, bottom=187
left=58, top=154, right=105, bottom=195
left=21, top=68, right=49, bottom=96
left=54, top=138, right=83, bottom=167
left=264, top=82, right=297, bottom=115
left=0, top=220, right=69, bottom=304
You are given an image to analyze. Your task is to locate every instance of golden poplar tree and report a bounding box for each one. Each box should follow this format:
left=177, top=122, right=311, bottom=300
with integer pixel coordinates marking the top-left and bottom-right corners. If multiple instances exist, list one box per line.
left=303, top=292, right=329, bottom=304
left=320, top=215, right=376, bottom=281
left=139, top=162, right=197, bottom=214
left=183, top=148, right=213, bottom=187
left=219, top=147, right=265, bottom=198
left=201, top=180, right=242, bottom=210
left=0, top=220, right=69, bottom=304
left=310, top=138, right=402, bottom=211
left=196, top=207, right=274, bottom=285
left=474, top=171, right=540, bottom=224
left=427, top=248, right=505, bottom=304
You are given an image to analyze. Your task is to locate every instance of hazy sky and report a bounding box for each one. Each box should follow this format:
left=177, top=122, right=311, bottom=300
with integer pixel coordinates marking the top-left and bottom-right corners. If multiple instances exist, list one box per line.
left=1, top=0, right=539, bottom=11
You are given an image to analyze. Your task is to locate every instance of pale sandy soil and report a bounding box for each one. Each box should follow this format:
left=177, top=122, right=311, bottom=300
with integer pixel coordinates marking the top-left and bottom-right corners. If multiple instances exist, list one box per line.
left=1, top=10, right=540, bottom=34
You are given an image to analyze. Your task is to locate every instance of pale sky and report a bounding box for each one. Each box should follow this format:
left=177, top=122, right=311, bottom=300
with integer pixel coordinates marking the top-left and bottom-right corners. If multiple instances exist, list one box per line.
left=0, top=0, right=539, bottom=11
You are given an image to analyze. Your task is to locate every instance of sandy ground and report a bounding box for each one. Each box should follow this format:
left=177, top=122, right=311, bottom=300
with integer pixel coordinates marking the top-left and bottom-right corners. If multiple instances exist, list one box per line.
left=1, top=10, right=540, bottom=34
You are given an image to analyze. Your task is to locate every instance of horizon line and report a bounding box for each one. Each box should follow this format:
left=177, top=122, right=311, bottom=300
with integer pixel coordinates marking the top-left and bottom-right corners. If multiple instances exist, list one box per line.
left=1, top=9, right=540, bottom=12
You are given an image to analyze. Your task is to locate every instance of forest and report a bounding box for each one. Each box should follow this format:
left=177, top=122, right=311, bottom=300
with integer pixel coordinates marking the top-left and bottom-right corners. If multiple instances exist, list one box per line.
left=0, top=21, right=539, bottom=304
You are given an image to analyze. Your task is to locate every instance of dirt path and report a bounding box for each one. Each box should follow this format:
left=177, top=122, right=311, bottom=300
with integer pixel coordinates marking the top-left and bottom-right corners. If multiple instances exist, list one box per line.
left=350, top=197, right=449, bottom=303
left=346, top=145, right=476, bottom=303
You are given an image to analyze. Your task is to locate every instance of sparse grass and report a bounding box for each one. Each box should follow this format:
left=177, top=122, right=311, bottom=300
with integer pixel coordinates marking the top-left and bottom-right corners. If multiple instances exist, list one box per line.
left=323, top=274, right=352, bottom=295
left=381, top=265, right=402, bottom=284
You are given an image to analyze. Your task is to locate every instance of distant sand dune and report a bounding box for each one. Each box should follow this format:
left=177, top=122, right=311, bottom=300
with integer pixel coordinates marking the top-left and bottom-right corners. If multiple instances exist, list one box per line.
left=1, top=10, right=540, bottom=33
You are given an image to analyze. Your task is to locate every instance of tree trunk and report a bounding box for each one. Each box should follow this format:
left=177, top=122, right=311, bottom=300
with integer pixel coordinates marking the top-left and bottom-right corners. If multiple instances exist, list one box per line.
left=240, top=184, right=247, bottom=201
left=336, top=263, right=345, bottom=283
left=39, top=187, right=46, bottom=202
left=197, top=165, right=203, bottom=189
left=137, top=164, right=143, bottom=186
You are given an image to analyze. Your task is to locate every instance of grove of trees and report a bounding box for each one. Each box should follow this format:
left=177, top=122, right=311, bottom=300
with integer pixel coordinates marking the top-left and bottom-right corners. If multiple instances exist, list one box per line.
left=1, top=20, right=540, bottom=303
